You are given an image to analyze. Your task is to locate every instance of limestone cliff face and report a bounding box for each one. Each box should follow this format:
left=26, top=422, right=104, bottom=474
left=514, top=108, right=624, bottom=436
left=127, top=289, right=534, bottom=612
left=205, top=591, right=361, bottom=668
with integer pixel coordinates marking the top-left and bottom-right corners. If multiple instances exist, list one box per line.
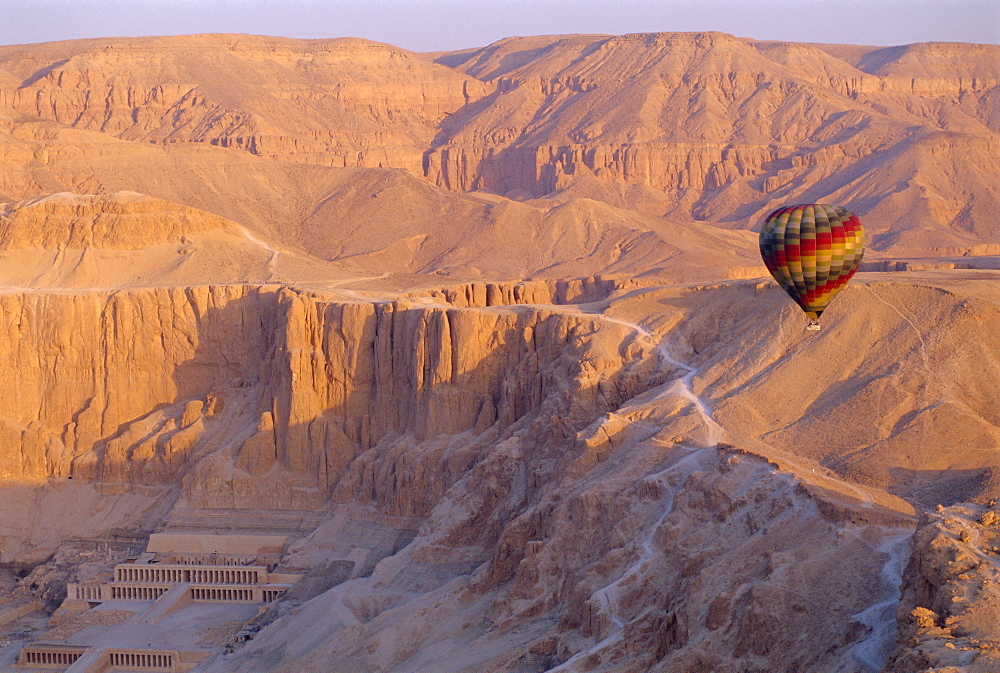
left=0, top=285, right=278, bottom=482
left=4, top=276, right=998, bottom=673
left=1, top=32, right=997, bottom=256
left=186, top=290, right=661, bottom=511
left=0, top=192, right=236, bottom=248
left=0, top=31, right=997, bottom=672
left=0, top=284, right=659, bottom=513
left=427, top=33, right=999, bottom=248
left=0, top=35, right=491, bottom=173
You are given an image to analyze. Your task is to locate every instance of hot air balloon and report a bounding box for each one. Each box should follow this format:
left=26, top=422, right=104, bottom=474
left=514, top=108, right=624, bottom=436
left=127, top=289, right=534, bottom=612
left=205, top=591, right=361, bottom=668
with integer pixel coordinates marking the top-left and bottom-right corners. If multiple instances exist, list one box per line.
left=759, top=204, right=865, bottom=330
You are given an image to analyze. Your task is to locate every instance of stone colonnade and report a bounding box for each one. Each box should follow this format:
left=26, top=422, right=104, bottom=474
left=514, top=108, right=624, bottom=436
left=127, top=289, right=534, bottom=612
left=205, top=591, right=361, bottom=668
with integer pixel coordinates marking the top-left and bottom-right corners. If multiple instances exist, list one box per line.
left=16, top=647, right=85, bottom=667
left=189, top=587, right=255, bottom=602
left=114, top=564, right=264, bottom=585
left=109, top=585, right=169, bottom=600
left=108, top=650, right=174, bottom=670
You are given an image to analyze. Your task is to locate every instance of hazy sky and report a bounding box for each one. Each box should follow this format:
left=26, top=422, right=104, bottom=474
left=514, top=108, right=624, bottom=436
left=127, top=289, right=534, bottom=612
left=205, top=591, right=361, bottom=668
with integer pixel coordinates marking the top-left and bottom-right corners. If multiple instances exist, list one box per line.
left=2, top=0, right=997, bottom=51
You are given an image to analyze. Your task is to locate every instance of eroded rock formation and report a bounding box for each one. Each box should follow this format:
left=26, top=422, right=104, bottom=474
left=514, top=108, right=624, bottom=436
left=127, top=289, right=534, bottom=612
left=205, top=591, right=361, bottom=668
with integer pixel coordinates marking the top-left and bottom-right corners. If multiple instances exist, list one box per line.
left=887, top=503, right=1000, bottom=672
left=0, top=283, right=659, bottom=511
left=2, top=273, right=998, bottom=672
left=1, top=32, right=997, bottom=258
left=0, top=35, right=490, bottom=173
left=0, top=29, right=998, bottom=673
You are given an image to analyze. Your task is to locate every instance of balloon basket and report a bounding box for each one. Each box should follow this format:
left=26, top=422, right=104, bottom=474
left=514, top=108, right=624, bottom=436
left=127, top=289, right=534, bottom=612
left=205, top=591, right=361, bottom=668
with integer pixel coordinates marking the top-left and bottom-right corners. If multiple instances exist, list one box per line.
left=806, top=320, right=821, bottom=331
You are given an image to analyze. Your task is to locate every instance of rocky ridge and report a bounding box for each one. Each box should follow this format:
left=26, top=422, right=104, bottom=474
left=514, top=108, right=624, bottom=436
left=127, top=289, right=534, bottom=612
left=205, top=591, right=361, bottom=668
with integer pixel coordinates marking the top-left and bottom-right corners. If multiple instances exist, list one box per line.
left=0, top=32, right=997, bottom=258
left=0, top=35, right=490, bottom=172
left=887, top=502, right=1000, bottom=672
left=0, top=192, right=235, bottom=248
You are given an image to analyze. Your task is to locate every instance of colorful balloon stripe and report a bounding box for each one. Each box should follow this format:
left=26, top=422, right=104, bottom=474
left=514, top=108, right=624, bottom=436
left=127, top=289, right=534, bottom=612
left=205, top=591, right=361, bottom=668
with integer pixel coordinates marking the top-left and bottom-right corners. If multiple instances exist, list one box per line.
left=759, top=204, right=865, bottom=320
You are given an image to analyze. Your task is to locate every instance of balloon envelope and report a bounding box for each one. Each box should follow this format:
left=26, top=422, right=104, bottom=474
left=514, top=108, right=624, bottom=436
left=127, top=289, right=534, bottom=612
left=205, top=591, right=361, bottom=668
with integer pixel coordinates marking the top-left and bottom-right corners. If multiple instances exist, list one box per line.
left=759, top=204, right=865, bottom=320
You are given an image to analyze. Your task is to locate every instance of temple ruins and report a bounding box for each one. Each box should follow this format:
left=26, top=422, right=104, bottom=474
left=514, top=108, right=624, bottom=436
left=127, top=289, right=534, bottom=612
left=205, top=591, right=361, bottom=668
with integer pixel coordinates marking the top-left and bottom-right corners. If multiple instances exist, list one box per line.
left=13, top=532, right=303, bottom=672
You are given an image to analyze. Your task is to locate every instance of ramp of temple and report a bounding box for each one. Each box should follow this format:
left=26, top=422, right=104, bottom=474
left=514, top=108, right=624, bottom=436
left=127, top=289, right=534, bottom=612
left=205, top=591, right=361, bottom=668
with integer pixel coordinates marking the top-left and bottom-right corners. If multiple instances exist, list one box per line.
left=162, top=510, right=327, bottom=536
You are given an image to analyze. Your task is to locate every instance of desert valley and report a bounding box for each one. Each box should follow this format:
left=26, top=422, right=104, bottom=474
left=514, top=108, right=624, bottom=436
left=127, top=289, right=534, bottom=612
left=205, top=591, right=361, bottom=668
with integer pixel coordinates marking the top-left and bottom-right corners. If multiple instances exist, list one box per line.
left=0, top=30, right=997, bottom=672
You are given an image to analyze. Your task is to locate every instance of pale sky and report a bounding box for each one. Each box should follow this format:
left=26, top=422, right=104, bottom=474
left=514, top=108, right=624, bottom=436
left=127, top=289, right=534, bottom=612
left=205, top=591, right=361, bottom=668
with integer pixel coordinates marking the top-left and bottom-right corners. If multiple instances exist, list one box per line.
left=1, top=0, right=997, bottom=51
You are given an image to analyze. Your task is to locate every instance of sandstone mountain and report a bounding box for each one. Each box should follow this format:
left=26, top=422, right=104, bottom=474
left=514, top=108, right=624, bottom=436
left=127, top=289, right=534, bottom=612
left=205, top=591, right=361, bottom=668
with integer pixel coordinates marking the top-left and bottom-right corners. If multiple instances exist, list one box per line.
left=1, top=32, right=998, bottom=260
left=0, top=35, right=488, bottom=172
left=428, top=33, right=998, bottom=255
left=0, top=30, right=997, bottom=673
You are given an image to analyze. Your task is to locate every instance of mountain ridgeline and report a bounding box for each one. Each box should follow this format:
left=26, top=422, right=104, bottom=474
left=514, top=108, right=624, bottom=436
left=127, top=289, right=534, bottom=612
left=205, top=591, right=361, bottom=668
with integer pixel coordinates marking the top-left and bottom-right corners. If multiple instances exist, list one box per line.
left=0, top=32, right=997, bottom=260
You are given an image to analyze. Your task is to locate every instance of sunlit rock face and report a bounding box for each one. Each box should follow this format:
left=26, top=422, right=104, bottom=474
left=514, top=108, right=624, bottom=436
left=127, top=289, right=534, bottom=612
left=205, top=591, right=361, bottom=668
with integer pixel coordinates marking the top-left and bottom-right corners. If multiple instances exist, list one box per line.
left=0, top=30, right=998, bottom=673
left=1, top=33, right=998, bottom=258
left=0, top=35, right=490, bottom=173
left=0, top=284, right=656, bottom=502
left=2, top=275, right=997, bottom=673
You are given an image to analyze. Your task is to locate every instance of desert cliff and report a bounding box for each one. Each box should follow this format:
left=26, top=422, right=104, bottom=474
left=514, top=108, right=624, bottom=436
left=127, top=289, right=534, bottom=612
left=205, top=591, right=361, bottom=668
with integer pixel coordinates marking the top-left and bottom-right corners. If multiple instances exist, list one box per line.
left=0, top=30, right=997, bottom=673
left=1, top=32, right=998, bottom=259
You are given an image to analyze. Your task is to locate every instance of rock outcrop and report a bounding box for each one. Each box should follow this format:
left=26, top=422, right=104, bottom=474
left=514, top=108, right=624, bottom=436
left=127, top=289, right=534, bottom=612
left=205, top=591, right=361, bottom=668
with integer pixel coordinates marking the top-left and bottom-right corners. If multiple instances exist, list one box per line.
left=0, top=192, right=235, bottom=248
left=427, top=33, right=999, bottom=252
left=887, top=503, right=1000, bottom=672
left=2, top=273, right=998, bottom=672
left=216, top=446, right=903, bottom=673
left=0, top=285, right=277, bottom=483
left=0, top=284, right=660, bottom=512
